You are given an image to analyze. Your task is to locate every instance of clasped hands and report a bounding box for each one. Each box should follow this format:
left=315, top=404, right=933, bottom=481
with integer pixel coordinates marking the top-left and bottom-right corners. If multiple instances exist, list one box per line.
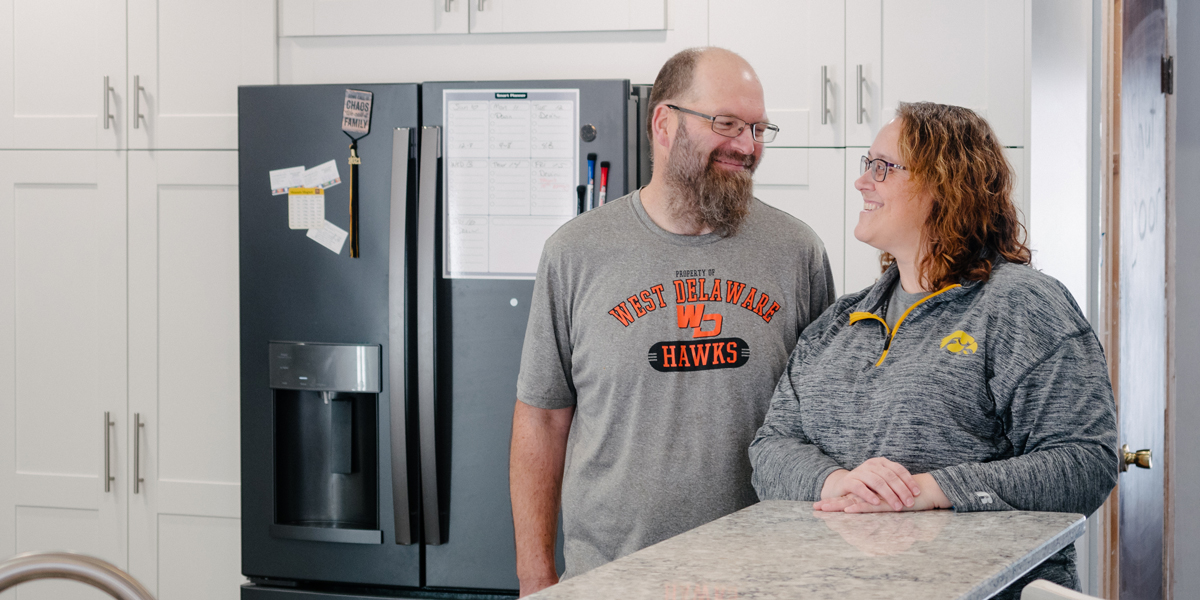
left=814, top=457, right=953, bottom=513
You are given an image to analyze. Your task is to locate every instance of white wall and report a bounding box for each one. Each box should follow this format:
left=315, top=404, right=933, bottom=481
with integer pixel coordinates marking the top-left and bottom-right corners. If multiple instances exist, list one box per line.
left=1029, top=3, right=1097, bottom=594
left=1030, top=0, right=1091, bottom=308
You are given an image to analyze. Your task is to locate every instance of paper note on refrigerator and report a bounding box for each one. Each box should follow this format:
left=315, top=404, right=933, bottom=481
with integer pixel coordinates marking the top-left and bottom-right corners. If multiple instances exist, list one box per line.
left=288, top=188, right=325, bottom=229
left=302, top=159, right=342, bottom=189
left=270, top=165, right=305, bottom=195
left=307, top=220, right=349, bottom=254
left=442, top=89, right=579, bottom=279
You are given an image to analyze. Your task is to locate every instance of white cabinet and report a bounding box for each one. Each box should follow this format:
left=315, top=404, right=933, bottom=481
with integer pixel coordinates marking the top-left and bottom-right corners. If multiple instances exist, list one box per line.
left=845, top=0, right=882, bottom=147
left=755, top=148, right=847, bottom=295
left=279, top=0, right=469, bottom=36
left=128, top=151, right=243, bottom=599
left=470, top=0, right=666, bottom=34
left=0, top=0, right=126, bottom=149
left=0, top=151, right=128, bottom=599
left=279, top=0, right=665, bottom=36
left=128, top=0, right=276, bottom=149
left=0, top=0, right=273, bottom=151
left=879, top=0, right=1027, bottom=147
left=710, top=0, right=845, bottom=148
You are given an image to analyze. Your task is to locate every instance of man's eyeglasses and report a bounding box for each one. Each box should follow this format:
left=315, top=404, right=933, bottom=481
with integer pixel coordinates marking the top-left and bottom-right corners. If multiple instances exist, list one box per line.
left=860, top=155, right=908, bottom=182
left=666, top=104, right=779, bottom=143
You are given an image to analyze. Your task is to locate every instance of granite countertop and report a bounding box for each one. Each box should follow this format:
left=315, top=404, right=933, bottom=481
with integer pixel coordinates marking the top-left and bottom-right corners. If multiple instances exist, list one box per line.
left=529, top=501, right=1084, bottom=600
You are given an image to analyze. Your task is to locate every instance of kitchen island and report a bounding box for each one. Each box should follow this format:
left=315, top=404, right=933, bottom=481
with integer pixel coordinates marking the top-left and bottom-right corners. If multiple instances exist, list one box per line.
left=528, top=500, right=1084, bottom=600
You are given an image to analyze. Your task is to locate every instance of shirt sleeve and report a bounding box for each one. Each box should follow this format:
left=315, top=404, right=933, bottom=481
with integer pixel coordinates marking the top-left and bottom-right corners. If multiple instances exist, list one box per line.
left=515, top=241, right=577, bottom=409
left=929, top=330, right=1119, bottom=514
left=749, top=305, right=846, bottom=501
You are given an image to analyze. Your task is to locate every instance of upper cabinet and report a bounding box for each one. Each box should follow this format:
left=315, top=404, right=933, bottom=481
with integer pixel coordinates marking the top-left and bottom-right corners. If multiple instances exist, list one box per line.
left=279, top=0, right=665, bottom=36
left=470, top=0, right=666, bottom=34
left=710, top=0, right=845, bottom=148
left=710, top=0, right=1026, bottom=149
left=0, top=0, right=275, bottom=150
left=279, top=0, right=469, bottom=36
left=0, top=0, right=127, bottom=149
left=879, top=0, right=1026, bottom=147
left=128, top=0, right=276, bottom=149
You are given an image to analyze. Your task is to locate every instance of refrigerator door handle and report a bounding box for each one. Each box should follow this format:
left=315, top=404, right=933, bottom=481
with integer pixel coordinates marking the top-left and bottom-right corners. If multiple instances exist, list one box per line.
left=389, top=127, right=416, bottom=545
left=417, top=125, right=446, bottom=545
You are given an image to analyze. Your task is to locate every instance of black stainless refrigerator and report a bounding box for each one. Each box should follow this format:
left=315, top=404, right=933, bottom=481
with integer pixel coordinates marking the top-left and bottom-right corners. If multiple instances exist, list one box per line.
left=238, top=80, right=647, bottom=599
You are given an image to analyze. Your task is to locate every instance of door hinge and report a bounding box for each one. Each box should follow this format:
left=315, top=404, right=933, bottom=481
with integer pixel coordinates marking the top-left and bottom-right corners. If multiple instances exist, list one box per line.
left=1163, top=55, right=1175, bottom=95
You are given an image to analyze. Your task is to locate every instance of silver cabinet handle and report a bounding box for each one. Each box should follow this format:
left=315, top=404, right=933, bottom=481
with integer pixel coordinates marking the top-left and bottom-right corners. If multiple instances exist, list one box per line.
left=133, top=413, right=144, bottom=494
left=445, top=0, right=452, bottom=11
left=856, top=64, right=866, bottom=125
left=103, top=412, right=115, bottom=492
left=103, top=76, right=115, bottom=130
left=133, top=76, right=145, bottom=129
left=477, top=0, right=484, bottom=10
left=820, top=66, right=831, bottom=125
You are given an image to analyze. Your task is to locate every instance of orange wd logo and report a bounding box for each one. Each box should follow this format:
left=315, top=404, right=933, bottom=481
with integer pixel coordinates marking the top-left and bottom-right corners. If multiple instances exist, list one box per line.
left=940, top=331, right=978, bottom=355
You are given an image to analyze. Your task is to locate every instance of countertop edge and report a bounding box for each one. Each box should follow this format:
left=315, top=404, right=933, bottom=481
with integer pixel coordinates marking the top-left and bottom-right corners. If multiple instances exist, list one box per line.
left=961, top=513, right=1087, bottom=600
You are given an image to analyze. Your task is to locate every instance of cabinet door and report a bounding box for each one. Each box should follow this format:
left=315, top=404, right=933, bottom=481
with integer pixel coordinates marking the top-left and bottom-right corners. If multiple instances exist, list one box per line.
left=128, top=0, right=276, bottom=149
left=877, top=0, right=1026, bottom=146
left=710, top=0, right=845, bottom=147
left=0, top=151, right=128, bottom=599
left=470, top=0, right=666, bottom=33
left=754, top=148, right=846, bottom=295
left=0, top=0, right=125, bottom=149
left=128, top=152, right=243, bottom=599
left=845, top=0, right=882, bottom=147
left=279, top=0, right=469, bottom=35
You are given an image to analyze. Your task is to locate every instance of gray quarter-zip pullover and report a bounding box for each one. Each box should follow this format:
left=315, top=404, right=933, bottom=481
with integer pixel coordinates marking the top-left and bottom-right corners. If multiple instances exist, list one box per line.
left=749, top=261, right=1118, bottom=597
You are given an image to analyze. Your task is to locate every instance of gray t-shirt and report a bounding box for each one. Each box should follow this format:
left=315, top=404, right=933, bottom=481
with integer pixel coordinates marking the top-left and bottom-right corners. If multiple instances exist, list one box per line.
left=517, top=190, right=836, bottom=578
left=885, top=281, right=926, bottom=329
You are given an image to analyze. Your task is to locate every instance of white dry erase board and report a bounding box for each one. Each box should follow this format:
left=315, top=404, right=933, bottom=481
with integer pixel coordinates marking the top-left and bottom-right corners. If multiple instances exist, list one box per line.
left=442, top=89, right=580, bottom=279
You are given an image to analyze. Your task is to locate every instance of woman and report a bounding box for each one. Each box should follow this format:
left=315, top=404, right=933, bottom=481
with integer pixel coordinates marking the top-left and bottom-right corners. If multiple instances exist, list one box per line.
left=748, top=102, right=1117, bottom=596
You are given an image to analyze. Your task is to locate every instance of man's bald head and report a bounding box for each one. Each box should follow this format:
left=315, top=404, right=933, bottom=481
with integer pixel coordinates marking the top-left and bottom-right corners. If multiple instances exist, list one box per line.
left=645, top=47, right=762, bottom=145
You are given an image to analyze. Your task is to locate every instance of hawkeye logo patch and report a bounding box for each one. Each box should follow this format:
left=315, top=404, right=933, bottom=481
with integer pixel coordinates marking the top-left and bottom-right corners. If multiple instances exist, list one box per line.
left=940, top=330, right=978, bottom=355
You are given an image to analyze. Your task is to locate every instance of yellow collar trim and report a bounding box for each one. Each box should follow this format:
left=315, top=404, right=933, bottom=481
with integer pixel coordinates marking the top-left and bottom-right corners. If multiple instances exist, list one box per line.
left=849, top=284, right=962, bottom=366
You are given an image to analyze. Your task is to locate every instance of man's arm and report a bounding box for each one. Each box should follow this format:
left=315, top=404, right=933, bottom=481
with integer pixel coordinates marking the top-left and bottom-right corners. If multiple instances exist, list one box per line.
left=510, top=399, right=574, bottom=597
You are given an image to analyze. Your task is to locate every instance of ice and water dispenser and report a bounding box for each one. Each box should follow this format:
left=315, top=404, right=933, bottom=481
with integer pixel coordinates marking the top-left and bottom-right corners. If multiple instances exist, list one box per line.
left=268, top=342, right=383, bottom=544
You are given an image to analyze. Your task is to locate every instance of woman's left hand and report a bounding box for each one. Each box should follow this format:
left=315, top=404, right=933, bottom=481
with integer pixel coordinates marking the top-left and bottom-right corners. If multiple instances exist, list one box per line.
left=814, top=473, right=953, bottom=512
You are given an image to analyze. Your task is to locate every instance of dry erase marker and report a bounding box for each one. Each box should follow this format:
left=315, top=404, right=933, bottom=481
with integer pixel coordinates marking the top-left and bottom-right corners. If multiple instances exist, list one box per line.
left=577, top=185, right=588, bottom=214
left=586, top=153, right=597, bottom=209
left=599, top=162, right=610, bottom=205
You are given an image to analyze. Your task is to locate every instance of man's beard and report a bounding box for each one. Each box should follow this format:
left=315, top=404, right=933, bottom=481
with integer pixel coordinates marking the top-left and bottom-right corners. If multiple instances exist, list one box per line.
left=662, top=123, right=757, bottom=237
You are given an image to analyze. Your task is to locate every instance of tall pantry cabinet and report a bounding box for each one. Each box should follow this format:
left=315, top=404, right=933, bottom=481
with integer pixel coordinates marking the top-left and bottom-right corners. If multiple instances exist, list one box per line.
left=0, top=1, right=274, bottom=598
left=716, top=0, right=1029, bottom=296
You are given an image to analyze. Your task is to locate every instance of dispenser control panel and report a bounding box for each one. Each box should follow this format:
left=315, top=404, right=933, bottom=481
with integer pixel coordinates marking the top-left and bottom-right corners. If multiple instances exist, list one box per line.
left=268, top=342, right=382, bottom=392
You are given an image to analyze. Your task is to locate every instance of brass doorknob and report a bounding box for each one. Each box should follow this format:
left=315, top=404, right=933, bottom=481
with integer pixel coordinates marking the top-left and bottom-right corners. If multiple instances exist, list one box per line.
left=1120, top=444, right=1152, bottom=471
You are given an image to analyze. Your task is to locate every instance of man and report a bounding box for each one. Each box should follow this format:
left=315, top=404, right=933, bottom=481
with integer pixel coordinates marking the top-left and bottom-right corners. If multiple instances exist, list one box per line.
left=510, top=47, right=836, bottom=596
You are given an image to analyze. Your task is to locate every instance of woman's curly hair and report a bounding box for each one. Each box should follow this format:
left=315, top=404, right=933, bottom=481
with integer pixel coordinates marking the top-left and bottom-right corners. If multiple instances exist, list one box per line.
left=883, top=102, right=1031, bottom=288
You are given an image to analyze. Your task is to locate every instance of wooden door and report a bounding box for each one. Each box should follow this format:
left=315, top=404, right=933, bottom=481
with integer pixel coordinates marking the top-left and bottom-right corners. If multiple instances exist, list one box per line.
left=0, top=0, right=126, bottom=149
left=1112, top=1, right=1167, bottom=597
left=0, top=151, right=128, bottom=599
left=128, top=0, right=276, bottom=149
left=879, top=0, right=1026, bottom=147
left=710, top=0, right=846, bottom=148
left=128, top=151, right=244, bottom=599
left=754, top=148, right=847, bottom=294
